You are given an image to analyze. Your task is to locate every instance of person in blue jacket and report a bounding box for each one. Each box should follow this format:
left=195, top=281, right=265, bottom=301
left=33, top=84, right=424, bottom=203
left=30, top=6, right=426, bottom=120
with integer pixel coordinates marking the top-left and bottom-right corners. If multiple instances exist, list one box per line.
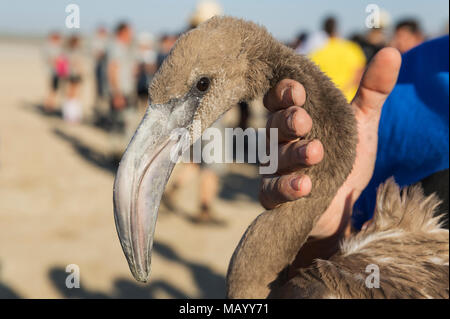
left=259, top=36, right=448, bottom=256
left=354, top=35, right=449, bottom=229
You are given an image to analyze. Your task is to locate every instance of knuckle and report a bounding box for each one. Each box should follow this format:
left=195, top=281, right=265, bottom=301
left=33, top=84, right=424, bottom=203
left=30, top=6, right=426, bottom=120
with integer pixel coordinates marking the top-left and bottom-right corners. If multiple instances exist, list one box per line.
left=262, top=93, right=271, bottom=107
left=259, top=178, right=268, bottom=193
left=276, top=176, right=290, bottom=197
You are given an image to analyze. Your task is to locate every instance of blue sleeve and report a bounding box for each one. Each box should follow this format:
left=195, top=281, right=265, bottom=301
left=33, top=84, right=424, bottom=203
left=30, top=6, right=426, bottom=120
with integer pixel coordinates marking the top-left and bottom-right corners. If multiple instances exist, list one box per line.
left=353, top=35, right=449, bottom=229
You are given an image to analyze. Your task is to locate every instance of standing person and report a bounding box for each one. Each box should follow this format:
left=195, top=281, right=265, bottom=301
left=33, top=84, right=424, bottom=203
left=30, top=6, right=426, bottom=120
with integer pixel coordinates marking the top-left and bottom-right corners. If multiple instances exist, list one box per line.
left=62, top=34, right=84, bottom=123
left=92, top=26, right=109, bottom=114
left=107, top=22, right=137, bottom=135
left=291, top=32, right=309, bottom=51
left=309, top=16, right=366, bottom=101
left=164, top=0, right=224, bottom=223
left=351, top=9, right=390, bottom=62
left=190, top=0, right=224, bottom=223
left=43, top=31, right=65, bottom=112
left=354, top=35, right=449, bottom=229
left=296, top=30, right=328, bottom=55
left=351, top=27, right=387, bottom=63
left=390, top=19, right=424, bottom=53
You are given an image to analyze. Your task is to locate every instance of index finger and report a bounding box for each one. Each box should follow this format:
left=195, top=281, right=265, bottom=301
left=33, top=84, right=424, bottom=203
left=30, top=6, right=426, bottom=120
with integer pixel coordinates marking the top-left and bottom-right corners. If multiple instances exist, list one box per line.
left=263, top=79, right=306, bottom=112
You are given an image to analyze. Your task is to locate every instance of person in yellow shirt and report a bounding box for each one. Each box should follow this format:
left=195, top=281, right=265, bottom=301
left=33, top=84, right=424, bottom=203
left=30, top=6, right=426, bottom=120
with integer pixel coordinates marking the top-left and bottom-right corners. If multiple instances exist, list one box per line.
left=309, top=17, right=367, bottom=101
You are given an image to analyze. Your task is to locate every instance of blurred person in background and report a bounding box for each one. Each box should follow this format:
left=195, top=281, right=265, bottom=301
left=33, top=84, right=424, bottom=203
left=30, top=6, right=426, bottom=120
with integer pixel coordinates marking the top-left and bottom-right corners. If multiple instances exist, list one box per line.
left=164, top=0, right=225, bottom=223
left=136, top=32, right=157, bottom=113
left=295, top=29, right=328, bottom=55
left=351, top=27, right=386, bottom=63
left=91, top=26, right=109, bottom=115
left=391, top=18, right=424, bottom=53
left=356, top=9, right=390, bottom=62
left=354, top=35, right=449, bottom=229
left=62, top=34, right=84, bottom=123
left=43, top=31, right=65, bottom=112
left=191, top=0, right=225, bottom=223
left=190, top=0, right=252, bottom=131
left=309, top=16, right=366, bottom=101
left=107, top=22, right=137, bottom=135
left=351, top=10, right=390, bottom=63
left=290, top=32, right=309, bottom=50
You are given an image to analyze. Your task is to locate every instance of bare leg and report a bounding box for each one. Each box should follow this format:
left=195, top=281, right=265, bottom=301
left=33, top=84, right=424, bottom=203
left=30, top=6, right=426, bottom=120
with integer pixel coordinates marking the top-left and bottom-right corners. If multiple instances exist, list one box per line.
left=168, top=163, right=200, bottom=192
left=162, top=163, right=200, bottom=211
left=44, top=90, right=57, bottom=111
left=198, top=168, right=219, bottom=221
left=66, top=82, right=79, bottom=99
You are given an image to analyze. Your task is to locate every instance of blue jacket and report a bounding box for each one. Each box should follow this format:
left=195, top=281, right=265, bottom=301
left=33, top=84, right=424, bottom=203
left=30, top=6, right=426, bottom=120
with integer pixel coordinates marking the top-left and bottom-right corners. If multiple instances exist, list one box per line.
left=353, top=35, right=449, bottom=229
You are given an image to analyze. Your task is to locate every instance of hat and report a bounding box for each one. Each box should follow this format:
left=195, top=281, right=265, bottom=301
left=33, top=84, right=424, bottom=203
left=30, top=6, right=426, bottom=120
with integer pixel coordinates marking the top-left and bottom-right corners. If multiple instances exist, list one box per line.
left=189, top=0, right=223, bottom=28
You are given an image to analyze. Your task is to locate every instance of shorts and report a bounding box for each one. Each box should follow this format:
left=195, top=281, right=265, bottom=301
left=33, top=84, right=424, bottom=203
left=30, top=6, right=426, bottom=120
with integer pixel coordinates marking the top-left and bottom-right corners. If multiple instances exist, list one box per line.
left=68, top=74, right=82, bottom=84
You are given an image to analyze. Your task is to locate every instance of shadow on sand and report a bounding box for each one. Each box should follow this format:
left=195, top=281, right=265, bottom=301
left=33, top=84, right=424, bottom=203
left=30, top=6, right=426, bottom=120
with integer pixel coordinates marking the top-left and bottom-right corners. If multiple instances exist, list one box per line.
left=52, top=127, right=259, bottom=204
left=23, top=103, right=63, bottom=118
left=53, top=128, right=119, bottom=174
left=22, top=102, right=113, bottom=132
left=219, top=172, right=259, bottom=202
left=0, top=283, right=22, bottom=299
left=48, top=240, right=225, bottom=299
left=26, top=100, right=261, bottom=206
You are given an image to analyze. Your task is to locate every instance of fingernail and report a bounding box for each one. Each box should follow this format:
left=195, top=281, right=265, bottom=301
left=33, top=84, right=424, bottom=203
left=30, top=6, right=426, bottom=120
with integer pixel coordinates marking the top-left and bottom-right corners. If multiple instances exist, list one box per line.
left=290, top=176, right=303, bottom=192
left=282, top=87, right=293, bottom=105
left=287, top=111, right=296, bottom=131
left=298, top=143, right=308, bottom=159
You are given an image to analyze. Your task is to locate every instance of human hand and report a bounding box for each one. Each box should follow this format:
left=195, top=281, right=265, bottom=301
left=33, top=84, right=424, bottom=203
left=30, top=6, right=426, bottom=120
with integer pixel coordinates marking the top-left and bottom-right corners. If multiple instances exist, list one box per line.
left=260, top=48, right=402, bottom=239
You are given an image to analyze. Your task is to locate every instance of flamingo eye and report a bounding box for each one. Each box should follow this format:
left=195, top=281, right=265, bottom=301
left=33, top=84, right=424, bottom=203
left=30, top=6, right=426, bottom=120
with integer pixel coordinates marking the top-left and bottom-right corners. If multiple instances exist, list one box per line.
left=196, top=77, right=210, bottom=92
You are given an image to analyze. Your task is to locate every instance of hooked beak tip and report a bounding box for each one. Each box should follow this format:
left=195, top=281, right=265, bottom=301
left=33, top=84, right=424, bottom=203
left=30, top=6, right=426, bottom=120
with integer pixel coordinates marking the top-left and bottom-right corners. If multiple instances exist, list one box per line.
left=133, top=271, right=150, bottom=283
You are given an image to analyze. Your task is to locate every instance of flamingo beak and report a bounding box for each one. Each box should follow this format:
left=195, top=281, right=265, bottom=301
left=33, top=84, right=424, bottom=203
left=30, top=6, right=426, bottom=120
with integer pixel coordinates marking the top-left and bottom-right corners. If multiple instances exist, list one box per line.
left=113, top=97, right=195, bottom=282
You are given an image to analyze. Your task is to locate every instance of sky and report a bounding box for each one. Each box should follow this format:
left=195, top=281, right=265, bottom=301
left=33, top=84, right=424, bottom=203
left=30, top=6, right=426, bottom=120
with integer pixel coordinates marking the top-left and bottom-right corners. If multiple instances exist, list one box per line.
left=0, top=0, right=448, bottom=41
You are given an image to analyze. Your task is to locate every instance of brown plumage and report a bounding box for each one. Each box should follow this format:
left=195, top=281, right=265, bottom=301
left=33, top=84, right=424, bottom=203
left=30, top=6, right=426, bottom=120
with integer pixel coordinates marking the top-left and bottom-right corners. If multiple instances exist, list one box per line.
left=271, top=179, right=449, bottom=298
left=112, top=16, right=449, bottom=298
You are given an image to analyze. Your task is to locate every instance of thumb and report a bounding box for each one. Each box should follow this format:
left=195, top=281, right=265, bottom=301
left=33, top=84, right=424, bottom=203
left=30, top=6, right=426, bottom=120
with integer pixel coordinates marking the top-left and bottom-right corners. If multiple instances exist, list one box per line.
left=352, top=47, right=402, bottom=116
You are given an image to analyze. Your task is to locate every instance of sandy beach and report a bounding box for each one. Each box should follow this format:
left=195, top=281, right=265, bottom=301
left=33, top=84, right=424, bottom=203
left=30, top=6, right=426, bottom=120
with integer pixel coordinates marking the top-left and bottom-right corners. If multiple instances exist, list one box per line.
left=0, top=39, right=264, bottom=298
